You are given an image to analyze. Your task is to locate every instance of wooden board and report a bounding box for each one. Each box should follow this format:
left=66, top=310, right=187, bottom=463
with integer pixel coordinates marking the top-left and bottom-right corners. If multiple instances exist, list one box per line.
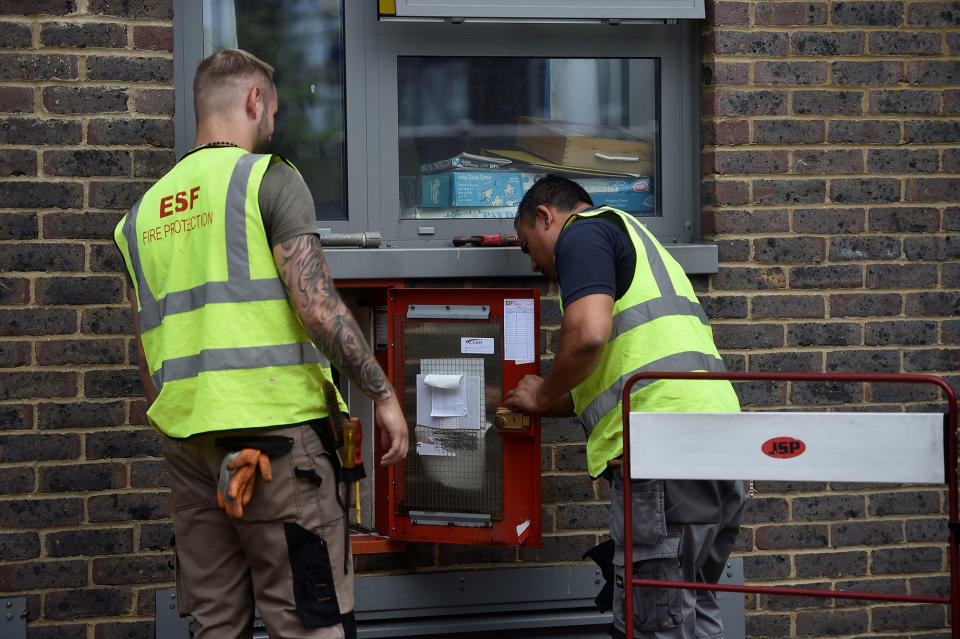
left=515, top=116, right=654, bottom=176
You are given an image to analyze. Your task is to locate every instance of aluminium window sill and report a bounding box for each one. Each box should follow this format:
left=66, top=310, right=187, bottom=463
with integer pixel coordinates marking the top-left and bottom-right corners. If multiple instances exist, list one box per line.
left=323, top=243, right=718, bottom=279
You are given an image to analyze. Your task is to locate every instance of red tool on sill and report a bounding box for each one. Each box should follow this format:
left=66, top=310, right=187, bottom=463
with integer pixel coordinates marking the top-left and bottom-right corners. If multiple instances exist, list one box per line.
left=452, top=233, right=520, bottom=247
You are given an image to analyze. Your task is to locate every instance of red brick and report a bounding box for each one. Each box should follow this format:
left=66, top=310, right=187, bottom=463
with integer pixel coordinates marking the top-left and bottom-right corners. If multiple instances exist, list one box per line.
left=0, top=86, right=34, bottom=112
left=133, top=25, right=172, bottom=51
left=756, top=1, right=828, bottom=24
left=705, top=0, right=750, bottom=24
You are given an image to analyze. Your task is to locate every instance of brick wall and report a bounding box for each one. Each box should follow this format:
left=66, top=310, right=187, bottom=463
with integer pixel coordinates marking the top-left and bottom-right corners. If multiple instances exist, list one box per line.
left=701, top=0, right=958, bottom=635
left=0, top=0, right=958, bottom=637
left=1, top=1, right=175, bottom=637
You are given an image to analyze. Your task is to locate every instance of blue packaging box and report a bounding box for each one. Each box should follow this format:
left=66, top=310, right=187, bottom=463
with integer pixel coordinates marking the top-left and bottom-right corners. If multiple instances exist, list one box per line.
left=591, top=191, right=656, bottom=213
left=577, top=177, right=655, bottom=213
left=420, top=174, right=450, bottom=207
left=420, top=172, right=655, bottom=213
left=420, top=171, right=540, bottom=207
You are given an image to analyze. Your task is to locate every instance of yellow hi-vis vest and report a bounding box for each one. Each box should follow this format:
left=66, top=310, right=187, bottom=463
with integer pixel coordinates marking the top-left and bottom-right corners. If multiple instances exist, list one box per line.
left=561, top=207, right=740, bottom=478
left=114, top=147, right=345, bottom=438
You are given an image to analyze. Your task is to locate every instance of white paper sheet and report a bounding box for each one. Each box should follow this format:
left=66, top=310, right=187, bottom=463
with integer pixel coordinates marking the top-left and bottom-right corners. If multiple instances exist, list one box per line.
left=423, top=374, right=467, bottom=417
left=504, top=298, right=535, bottom=364
left=417, top=359, right=484, bottom=430
left=416, top=436, right=456, bottom=457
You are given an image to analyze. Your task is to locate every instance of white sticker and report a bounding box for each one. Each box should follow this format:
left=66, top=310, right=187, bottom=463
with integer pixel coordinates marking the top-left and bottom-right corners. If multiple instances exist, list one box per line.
left=461, top=337, right=494, bottom=354
left=504, top=298, right=535, bottom=364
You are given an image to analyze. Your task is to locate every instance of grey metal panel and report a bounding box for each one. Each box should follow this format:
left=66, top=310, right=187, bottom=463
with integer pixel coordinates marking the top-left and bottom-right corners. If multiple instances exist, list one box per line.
left=155, top=558, right=744, bottom=639
left=392, top=0, right=705, bottom=20
left=681, top=19, right=702, bottom=240
left=718, top=557, right=746, bottom=639
left=155, top=590, right=191, bottom=639
left=324, top=243, right=718, bottom=279
left=355, top=564, right=602, bottom=615
left=0, top=597, right=26, bottom=639
left=172, top=0, right=203, bottom=159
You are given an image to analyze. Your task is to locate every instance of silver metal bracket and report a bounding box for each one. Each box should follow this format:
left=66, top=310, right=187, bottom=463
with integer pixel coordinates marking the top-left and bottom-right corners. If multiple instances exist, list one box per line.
left=407, top=304, right=490, bottom=320
left=409, top=511, right=493, bottom=527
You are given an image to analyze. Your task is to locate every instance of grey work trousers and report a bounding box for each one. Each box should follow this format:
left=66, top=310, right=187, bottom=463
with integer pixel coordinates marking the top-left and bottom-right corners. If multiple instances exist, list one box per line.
left=164, top=422, right=354, bottom=639
left=609, top=469, right=744, bottom=639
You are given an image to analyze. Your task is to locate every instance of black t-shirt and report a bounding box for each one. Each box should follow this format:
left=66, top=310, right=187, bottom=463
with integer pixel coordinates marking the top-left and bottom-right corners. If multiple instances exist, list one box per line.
left=554, top=215, right=637, bottom=306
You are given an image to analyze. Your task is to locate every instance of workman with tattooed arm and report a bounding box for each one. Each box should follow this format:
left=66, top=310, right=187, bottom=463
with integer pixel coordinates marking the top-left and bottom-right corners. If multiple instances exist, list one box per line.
left=114, top=49, right=407, bottom=639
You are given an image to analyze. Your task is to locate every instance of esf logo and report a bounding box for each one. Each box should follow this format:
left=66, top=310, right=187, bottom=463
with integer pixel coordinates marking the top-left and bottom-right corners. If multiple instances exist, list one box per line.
left=762, top=436, right=806, bottom=459
left=160, top=186, right=201, bottom=218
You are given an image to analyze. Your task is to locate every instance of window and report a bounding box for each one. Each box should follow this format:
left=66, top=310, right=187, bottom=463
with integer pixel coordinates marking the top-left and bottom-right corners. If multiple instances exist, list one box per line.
left=174, top=2, right=706, bottom=265
left=202, top=0, right=347, bottom=219
left=398, top=56, right=659, bottom=223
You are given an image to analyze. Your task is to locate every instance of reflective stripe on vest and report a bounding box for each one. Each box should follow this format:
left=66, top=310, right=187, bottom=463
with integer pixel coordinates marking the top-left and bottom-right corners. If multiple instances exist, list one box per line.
left=562, top=207, right=735, bottom=476
left=120, top=153, right=329, bottom=393
left=576, top=208, right=723, bottom=428
left=579, top=350, right=726, bottom=430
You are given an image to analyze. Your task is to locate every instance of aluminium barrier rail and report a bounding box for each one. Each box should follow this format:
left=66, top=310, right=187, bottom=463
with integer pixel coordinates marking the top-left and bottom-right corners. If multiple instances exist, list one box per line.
left=620, top=371, right=959, bottom=639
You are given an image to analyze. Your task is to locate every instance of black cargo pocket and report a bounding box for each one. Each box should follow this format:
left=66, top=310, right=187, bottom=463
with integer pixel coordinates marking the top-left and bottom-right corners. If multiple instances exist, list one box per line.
left=633, top=555, right=683, bottom=632
left=173, top=545, right=194, bottom=617
left=284, top=522, right=343, bottom=628
left=611, top=474, right=667, bottom=548
left=612, top=532, right=683, bottom=636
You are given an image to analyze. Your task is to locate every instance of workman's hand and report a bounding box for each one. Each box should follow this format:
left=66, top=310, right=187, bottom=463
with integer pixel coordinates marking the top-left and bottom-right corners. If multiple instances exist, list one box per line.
left=375, top=395, right=408, bottom=466
left=505, top=374, right=547, bottom=414
left=217, top=448, right=273, bottom=520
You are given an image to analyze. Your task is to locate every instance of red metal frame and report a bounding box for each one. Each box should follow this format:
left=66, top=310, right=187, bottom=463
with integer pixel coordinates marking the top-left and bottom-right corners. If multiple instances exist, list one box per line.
left=619, top=371, right=959, bottom=639
left=386, top=288, right=542, bottom=546
left=333, top=279, right=405, bottom=552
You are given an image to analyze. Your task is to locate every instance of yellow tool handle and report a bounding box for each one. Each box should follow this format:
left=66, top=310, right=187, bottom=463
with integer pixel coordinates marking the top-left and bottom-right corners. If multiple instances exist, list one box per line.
left=354, top=482, right=362, bottom=525
left=342, top=420, right=357, bottom=469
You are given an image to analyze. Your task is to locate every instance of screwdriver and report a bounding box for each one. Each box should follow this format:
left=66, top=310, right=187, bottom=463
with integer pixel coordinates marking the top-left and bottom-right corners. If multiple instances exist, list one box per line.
left=452, top=233, right=520, bottom=247
left=342, top=417, right=364, bottom=524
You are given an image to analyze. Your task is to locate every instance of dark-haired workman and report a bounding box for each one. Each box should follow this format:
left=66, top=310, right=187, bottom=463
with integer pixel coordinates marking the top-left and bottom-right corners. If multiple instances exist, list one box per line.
left=505, top=174, right=744, bottom=639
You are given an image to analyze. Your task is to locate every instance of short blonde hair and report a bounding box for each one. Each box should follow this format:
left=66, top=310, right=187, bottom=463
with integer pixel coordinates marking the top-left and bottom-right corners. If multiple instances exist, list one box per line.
left=193, top=48, right=275, bottom=120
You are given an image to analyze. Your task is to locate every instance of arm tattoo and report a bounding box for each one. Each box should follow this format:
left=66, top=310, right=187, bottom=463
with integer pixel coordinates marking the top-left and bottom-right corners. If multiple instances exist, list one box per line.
left=274, top=234, right=394, bottom=401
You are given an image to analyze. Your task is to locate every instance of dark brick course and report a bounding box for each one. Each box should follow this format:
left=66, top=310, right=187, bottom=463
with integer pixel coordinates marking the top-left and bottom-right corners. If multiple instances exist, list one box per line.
left=0, top=21, right=33, bottom=48
left=0, top=53, right=78, bottom=80
left=87, top=55, right=173, bottom=83
left=870, top=30, right=943, bottom=55
left=39, top=22, right=126, bottom=48
left=787, top=322, right=861, bottom=346
left=829, top=235, right=901, bottom=260
left=793, top=89, right=863, bottom=115
left=832, top=1, right=904, bottom=25
left=792, top=149, right=863, bottom=174
left=0, top=149, right=37, bottom=177
left=755, top=119, right=826, bottom=144
left=751, top=294, right=825, bottom=318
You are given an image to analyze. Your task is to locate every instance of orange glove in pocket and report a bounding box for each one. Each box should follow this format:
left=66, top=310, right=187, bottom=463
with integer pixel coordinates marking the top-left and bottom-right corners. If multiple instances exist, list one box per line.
left=216, top=448, right=273, bottom=520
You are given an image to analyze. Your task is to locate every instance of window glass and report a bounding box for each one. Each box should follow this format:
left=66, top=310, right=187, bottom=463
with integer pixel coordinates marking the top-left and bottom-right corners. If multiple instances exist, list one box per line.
left=397, top=57, right=659, bottom=221
left=203, top=0, right=347, bottom=220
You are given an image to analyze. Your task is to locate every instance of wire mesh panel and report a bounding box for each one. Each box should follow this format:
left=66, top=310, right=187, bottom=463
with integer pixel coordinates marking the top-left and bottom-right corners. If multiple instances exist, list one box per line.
left=393, top=317, right=505, bottom=519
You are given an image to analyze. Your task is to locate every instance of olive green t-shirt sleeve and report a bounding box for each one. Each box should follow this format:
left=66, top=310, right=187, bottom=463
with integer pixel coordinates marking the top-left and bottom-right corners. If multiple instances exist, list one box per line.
left=258, top=159, right=319, bottom=247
